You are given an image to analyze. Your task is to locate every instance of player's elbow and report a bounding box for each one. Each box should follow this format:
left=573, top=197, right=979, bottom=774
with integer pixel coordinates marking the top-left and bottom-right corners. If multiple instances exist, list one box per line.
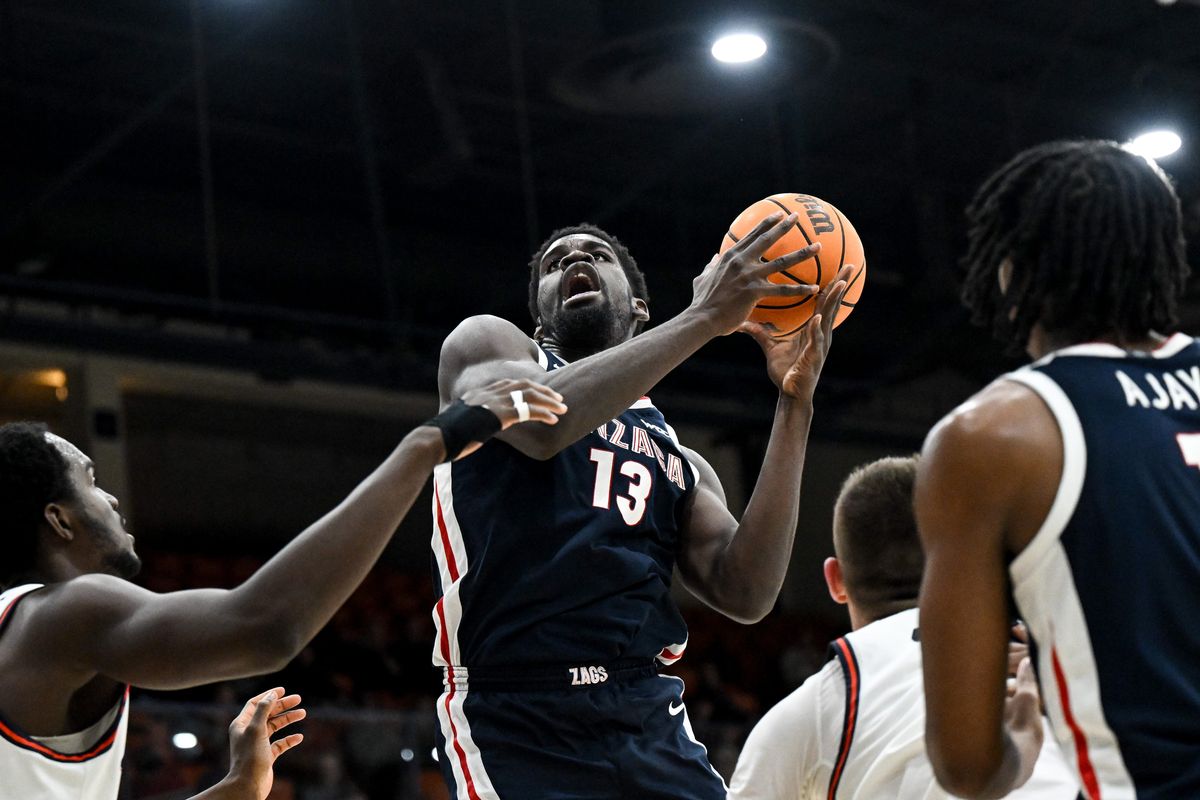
left=235, top=618, right=307, bottom=674
left=712, top=593, right=774, bottom=624
left=928, top=747, right=1007, bottom=799
left=732, top=603, right=773, bottom=625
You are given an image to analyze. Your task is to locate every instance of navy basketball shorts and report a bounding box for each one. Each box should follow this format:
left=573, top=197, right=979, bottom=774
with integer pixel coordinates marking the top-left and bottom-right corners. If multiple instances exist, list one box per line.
left=433, top=662, right=727, bottom=800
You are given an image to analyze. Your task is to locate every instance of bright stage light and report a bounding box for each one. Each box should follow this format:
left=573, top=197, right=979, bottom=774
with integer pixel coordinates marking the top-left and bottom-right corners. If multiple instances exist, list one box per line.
left=711, top=33, right=767, bottom=63
left=1124, top=130, right=1182, bottom=160
left=172, top=732, right=199, bottom=750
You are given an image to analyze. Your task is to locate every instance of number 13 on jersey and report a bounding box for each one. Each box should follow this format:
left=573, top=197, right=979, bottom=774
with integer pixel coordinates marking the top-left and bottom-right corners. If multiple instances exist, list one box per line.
left=590, top=449, right=653, bottom=526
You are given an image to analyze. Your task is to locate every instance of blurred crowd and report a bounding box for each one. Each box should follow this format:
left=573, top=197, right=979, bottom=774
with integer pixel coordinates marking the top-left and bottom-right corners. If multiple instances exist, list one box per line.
left=121, top=552, right=839, bottom=799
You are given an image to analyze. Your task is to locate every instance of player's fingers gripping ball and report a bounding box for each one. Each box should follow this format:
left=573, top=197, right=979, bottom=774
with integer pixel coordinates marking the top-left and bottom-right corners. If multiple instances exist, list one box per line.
left=720, top=193, right=866, bottom=338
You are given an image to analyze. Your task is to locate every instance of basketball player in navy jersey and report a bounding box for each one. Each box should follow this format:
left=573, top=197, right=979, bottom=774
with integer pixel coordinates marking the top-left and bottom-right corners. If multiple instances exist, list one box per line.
left=916, top=140, right=1197, bottom=799
left=434, top=211, right=852, bottom=799
left=0, top=378, right=565, bottom=800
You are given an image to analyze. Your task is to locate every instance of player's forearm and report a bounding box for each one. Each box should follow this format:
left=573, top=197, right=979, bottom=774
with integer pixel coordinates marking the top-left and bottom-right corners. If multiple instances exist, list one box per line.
left=500, top=311, right=717, bottom=457
left=711, top=397, right=813, bottom=621
left=226, top=426, right=444, bottom=654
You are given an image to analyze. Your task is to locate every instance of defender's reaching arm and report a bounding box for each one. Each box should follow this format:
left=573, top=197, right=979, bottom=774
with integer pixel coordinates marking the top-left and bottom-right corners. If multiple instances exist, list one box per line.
left=17, top=379, right=565, bottom=690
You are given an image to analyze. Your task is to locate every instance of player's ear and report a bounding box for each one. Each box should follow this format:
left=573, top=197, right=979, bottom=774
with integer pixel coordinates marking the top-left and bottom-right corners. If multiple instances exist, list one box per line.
left=44, top=502, right=75, bottom=542
left=632, top=298, right=649, bottom=324
left=824, top=557, right=848, bottom=605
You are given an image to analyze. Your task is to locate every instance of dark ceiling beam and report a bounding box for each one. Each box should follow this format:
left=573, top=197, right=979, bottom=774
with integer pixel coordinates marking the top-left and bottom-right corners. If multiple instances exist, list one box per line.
left=8, top=4, right=351, bottom=80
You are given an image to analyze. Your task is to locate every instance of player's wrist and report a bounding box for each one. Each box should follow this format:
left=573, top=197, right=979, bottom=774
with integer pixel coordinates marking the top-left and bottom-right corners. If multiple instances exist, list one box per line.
left=775, top=392, right=815, bottom=419
left=420, top=399, right=501, bottom=461
left=208, top=772, right=257, bottom=799
left=679, top=304, right=728, bottom=340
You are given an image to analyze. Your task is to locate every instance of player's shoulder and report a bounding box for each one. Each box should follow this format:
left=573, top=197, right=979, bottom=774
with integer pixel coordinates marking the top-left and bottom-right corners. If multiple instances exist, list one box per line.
left=440, top=315, right=538, bottom=365
left=733, top=657, right=840, bottom=793
left=0, top=575, right=143, bottom=664
left=15, top=574, right=141, bottom=626
left=926, top=375, right=1055, bottom=458
left=757, top=658, right=841, bottom=734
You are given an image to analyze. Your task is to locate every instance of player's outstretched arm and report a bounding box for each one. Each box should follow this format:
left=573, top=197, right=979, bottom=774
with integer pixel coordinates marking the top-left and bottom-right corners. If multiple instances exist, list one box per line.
left=914, top=382, right=1057, bottom=798
left=190, top=688, right=304, bottom=800
left=674, top=268, right=850, bottom=623
left=439, top=212, right=822, bottom=460
left=21, top=380, right=565, bottom=689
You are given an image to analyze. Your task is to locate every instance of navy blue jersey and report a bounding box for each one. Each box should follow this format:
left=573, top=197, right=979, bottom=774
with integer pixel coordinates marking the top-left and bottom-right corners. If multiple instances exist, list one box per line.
left=1006, top=333, right=1200, bottom=799
left=430, top=343, right=696, bottom=670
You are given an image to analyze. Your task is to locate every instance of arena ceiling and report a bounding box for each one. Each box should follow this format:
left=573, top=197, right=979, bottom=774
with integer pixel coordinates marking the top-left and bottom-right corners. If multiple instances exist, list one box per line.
left=3, top=0, right=1200, bottom=438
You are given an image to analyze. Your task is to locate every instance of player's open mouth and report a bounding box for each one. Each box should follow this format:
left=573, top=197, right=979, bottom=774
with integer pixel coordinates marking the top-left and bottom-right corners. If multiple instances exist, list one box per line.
left=561, top=262, right=602, bottom=308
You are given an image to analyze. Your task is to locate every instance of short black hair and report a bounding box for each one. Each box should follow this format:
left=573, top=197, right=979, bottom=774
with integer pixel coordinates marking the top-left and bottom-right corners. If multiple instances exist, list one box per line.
left=832, top=456, right=922, bottom=624
left=961, top=139, right=1190, bottom=351
left=527, top=223, right=649, bottom=330
left=0, top=422, right=74, bottom=588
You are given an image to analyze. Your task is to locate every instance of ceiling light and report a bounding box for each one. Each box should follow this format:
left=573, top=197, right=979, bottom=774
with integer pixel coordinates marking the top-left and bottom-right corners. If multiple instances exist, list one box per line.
left=172, top=732, right=199, bottom=750
left=1124, top=130, right=1182, bottom=160
left=711, top=33, right=767, bottom=63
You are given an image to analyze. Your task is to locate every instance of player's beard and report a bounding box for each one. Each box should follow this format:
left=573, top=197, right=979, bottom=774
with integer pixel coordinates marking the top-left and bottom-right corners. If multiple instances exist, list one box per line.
left=83, top=510, right=142, bottom=580
left=547, top=298, right=627, bottom=356
left=104, top=548, right=142, bottom=580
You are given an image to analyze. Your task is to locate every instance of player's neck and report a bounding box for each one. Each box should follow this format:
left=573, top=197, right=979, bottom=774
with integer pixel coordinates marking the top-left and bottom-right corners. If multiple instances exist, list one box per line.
left=539, top=335, right=617, bottom=364
left=27, top=547, right=92, bottom=585
left=1026, top=325, right=1166, bottom=360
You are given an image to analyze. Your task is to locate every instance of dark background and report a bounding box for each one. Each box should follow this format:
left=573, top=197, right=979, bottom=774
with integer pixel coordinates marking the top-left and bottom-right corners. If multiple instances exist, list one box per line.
left=5, top=0, right=1199, bottom=403
left=2, top=2, right=1199, bottom=797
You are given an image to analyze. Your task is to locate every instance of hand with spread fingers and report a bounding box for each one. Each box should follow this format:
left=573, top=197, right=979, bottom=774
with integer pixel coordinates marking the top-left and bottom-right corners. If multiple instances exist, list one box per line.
left=191, top=688, right=306, bottom=799
left=689, top=211, right=823, bottom=336
left=740, top=264, right=853, bottom=402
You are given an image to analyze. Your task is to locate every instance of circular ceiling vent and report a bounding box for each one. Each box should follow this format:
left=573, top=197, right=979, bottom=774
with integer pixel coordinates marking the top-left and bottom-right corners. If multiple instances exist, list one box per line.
left=550, top=19, right=839, bottom=116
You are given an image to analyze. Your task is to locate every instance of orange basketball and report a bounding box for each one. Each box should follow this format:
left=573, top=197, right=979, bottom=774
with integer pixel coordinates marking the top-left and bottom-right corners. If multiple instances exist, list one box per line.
left=719, top=193, right=865, bottom=338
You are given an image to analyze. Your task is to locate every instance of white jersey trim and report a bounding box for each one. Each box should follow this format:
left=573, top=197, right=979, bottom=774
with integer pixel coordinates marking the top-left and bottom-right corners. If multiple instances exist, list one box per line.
left=436, top=678, right=500, bottom=800
left=1036, top=333, right=1193, bottom=363
left=1004, top=370, right=1087, bottom=584
left=430, top=464, right=500, bottom=798
left=1002, top=369, right=1136, bottom=798
left=431, top=463, right=468, bottom=668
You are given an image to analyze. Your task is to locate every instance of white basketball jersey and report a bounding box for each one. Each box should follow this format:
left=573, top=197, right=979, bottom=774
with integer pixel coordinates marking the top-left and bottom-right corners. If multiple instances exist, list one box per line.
left=0, top=584, right=129, bottom=800
left=729, top=607, right=1079, bottom=800
left=828, top=608, right=1077, bottom=799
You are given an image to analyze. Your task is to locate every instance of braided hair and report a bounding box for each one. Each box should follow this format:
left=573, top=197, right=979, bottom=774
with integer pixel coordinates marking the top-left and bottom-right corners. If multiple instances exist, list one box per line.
left=961, top=140, right=1189, bottom=351
left=527, top=223, right=649, bottom=332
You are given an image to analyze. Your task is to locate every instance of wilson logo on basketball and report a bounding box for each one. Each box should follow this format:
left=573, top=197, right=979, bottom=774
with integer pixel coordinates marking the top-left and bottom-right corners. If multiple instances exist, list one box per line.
left=795, top=196, right=836, bottom=234
left=719, top=191, right=866, bottom=338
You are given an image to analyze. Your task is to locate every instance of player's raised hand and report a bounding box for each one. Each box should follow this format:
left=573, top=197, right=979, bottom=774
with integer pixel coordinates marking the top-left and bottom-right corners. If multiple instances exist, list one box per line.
left=455, top=378, right=567, bottom=459
left=739, top=264, right=852, bottom=402
left=198, top=688, right=305, bottom=799
left=689, top=211, right=821, bottom=336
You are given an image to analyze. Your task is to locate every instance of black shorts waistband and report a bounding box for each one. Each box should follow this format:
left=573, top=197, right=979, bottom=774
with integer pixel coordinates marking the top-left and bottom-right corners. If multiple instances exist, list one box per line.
left=442, top=658, right=659, bottom=692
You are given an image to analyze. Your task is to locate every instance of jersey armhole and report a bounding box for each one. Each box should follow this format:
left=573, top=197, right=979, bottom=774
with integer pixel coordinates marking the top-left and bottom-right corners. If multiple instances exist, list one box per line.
left=826, top=637, right=861, bottom=800
left=1003, top=371, right=1088, bottom=584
